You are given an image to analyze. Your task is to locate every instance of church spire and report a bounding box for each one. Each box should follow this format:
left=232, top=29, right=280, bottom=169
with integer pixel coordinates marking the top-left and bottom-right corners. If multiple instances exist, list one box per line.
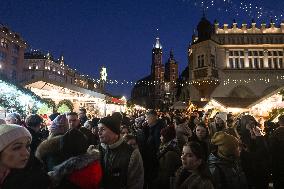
left=154, top=37, right=162, bottom=49
left=59, top=54, right=64, bottom=66
left=153, top=28, right=162, bottom=49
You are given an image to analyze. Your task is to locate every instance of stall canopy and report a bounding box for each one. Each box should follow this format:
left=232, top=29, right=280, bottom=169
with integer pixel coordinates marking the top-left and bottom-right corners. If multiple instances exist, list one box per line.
left=170, top=101, right=187, bottom=110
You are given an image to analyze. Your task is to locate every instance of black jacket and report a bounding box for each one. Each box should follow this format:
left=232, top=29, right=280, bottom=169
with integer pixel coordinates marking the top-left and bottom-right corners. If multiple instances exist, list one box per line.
left=2, top=156, right=50, bottom=189
left=208, top=153, right=247, bottom=189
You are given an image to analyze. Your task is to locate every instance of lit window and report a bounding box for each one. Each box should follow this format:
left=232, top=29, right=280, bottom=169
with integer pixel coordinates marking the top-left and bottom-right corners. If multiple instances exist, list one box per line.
left=12, top=44, right=19, bottom=54
left=10, top=70, right=16, bottom=80
left=0, top=38, right=8, bottom=48
left=11, top=57, right=17, bottom=65
left=0, top=51, right=6, bottom=62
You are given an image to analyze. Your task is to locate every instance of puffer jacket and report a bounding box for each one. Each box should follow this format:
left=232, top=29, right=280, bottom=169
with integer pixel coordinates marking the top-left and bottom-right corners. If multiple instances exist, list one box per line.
left=208, top=153, right=247, bottom=189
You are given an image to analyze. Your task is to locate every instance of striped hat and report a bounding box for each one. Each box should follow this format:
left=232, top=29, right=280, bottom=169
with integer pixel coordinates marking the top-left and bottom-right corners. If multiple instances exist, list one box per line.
left=0, top=124, right=32, bottom=152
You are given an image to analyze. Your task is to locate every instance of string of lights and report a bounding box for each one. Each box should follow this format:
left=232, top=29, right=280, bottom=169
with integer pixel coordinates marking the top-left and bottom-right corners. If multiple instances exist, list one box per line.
left=181, top=0, right=284, bottom=23
left=93, top=75, right=284, bottom=86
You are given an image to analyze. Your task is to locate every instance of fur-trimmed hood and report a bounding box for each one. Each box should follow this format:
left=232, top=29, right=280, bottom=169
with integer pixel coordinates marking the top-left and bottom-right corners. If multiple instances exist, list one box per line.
left=48, top=149, right=101, bottom=187
left=35, top=135, right=62, bottom=161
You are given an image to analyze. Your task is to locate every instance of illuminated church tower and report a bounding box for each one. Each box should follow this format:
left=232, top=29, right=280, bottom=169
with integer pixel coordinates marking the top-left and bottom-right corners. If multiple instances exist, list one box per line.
left=151, top=37, right=165, bottom=108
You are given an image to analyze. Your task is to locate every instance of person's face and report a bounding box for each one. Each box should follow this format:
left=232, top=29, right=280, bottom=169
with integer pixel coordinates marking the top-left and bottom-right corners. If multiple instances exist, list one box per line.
left=78, top=111, right=86, bottom=119
left=196, top=126, right=207, bottom=140
left=193, top=112, right=199, bottom=118
left=127, top=139, right=138, bottom=149
left=181, top=146, right=201, bottom=170
left=98, top=123, right=118, bottom=145
left=215, top=117, right=224, bottom=125
left=5, top=117, right=17, bottom=124
left=120, top=128, right=129, bottom=138
left=146, top=115, right=157, bottom=126
left=160, top=135, right=165, bottom=144
left=0, top=137, right=31, bottom=169
left=67, top=115, right=80, bottom=129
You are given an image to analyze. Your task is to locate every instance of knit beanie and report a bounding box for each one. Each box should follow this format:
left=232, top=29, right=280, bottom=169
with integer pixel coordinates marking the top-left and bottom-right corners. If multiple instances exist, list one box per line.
left=161, top=126, right=176, bottom=143
left=62, top=129, right=89, bottom=158
left=49, top=115, right=68, bottom=136
left=211, top=131, right=239, bottom=159
left=215, top=112, right=227, bottom=123
left=0, top=124, right=32, bottom=152
left=98, top=116, right=120, bottom=135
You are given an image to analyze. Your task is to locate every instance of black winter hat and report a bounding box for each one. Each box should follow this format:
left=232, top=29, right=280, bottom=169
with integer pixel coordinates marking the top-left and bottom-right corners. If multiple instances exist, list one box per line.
left=62, top=129, right=89, bottom=157
left=98, top=116, right=120, bottom=135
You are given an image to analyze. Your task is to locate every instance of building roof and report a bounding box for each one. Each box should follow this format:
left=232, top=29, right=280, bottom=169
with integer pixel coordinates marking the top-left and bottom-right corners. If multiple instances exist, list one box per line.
left=191, top=101, right=208, bottom=109
left=133, top=75, right=152, bottom=88
left=212, top=97, right=259, bottom=108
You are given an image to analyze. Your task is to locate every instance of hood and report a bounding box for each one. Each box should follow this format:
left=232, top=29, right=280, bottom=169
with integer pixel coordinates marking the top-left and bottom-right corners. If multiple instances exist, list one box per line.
left=35, top=135, right=62, bottom=161
left=48, top=149, right=101, bottom=188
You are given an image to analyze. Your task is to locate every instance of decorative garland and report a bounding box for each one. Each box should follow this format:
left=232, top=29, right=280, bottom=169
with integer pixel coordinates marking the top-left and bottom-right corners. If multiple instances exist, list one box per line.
left=0, top=75, right=45, bottom=115
left=57, top=99, right=74, bottom=111
left=44, top=98, right=56, bottom=112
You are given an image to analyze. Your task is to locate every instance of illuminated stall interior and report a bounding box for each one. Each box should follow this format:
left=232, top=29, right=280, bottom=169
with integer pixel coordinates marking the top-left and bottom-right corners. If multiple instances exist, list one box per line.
left=25, top=80, right=106, bottom=116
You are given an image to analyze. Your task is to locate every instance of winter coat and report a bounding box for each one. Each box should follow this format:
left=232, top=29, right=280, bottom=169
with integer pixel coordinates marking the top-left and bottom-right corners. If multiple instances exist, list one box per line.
left=175, top=167, right=214, bottom=189
left=189, top=135, right=210, bottom=161
left=269, top=126, right=284, bottom=189
left=48, top=150, right=102, bottom=189
left=27, top=127, right=44, bottom=156
left=175, top=122, right=191, bottom=151
left=240, top=136, right=270, bottom=189
left=155, top=139, right=181, bottom=189
left=35, top=135, right=66, bottom=171
left=99, top=137, right=144, bottom=189
left=138, top=119, right=164, bottom=183
left=2, top=156, right=51, bottom=189
left=208, top=153, right=247, bottom=189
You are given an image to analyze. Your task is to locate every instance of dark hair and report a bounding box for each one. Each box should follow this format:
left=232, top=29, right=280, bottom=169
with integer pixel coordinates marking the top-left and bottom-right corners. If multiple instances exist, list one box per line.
left=67, top=112, right=78, bottom=117
left=112, top=112, right=123, bottom=123
left=49, top=113, right=60, bottom=121
left=183, top=142, right=211, bottom=179
left=146, top=109, right=157, bottom=116
left=124, top=134, right=137, bottom=142
left=195, top=122, right=210, bottom=139
left=120, top=125, right=129, bottom=131
left=25, top=114, right=43, bottom=128
left=79, top=108, right=87, bottom=113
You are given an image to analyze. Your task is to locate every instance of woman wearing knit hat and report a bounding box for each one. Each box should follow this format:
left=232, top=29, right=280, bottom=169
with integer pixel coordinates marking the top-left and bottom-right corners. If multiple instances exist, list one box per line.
left=48, top=114, right=68, bottom=138
left=154, top=126, right=181, bottom=189
left=208, top=131, right=248, bottom=189
left=0, top=124, right=50, bottom=188
left=175, top=141, right=214, bottom=189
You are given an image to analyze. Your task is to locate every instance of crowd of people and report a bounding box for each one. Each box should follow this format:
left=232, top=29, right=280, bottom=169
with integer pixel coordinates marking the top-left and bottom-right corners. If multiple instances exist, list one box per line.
left=0, top=108, right=283, bottom=189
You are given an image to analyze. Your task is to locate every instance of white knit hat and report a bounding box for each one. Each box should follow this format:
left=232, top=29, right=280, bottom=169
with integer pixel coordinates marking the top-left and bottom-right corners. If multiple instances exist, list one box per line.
left=0, top=124, right=32, bottom=152
left=215, top=112, right=228, bottom=123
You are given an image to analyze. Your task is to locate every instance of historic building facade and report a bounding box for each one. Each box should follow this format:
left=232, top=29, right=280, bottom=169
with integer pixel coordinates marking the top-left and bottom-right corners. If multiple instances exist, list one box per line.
left=0, top=24, right=27, bottom=82
left=131, top=37, right=178, bottom=109
left=188, top=16, right=284, bottom=103
left=23, top=50, right=106, bottom=112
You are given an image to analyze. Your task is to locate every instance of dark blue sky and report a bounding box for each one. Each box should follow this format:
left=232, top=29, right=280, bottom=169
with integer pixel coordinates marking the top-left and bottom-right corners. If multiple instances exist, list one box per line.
left=1, top=0, right=283, bottom=98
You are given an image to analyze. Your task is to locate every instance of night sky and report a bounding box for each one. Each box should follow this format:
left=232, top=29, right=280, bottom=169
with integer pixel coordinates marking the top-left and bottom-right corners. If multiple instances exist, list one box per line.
left=1, top=0, right=283, bottom=98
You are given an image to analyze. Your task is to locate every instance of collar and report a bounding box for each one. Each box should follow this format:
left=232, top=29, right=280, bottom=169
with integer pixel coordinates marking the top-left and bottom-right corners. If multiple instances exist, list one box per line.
left=101, top=137, right=124, bottom=150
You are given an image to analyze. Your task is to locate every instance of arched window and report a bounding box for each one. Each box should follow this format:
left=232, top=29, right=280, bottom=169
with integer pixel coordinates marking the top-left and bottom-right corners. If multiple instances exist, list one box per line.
left=0, top=38, right=8, bottom=48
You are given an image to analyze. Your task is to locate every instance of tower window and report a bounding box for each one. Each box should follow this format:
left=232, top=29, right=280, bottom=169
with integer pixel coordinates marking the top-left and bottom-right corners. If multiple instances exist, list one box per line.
left=0, top=51, right=6, bottom=62
left=0, top=38, right=8, bottom=48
